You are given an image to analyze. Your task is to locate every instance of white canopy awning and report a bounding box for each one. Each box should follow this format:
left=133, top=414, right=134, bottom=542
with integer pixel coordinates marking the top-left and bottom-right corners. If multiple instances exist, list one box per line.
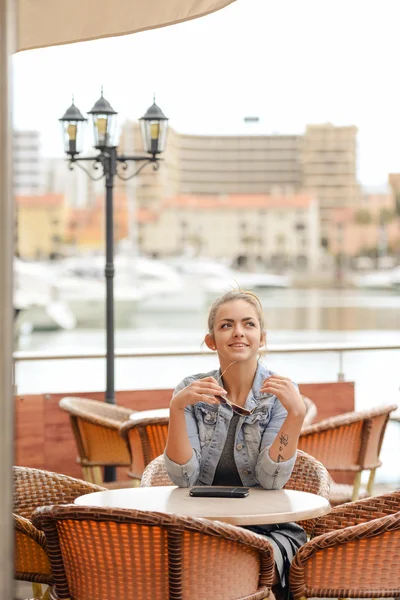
left=17, top=0, right=236, bottom=51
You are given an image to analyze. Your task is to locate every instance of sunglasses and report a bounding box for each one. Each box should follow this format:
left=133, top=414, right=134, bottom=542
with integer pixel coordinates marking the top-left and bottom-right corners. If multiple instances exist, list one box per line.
left=214, top=361, right=256, bottom=416
left=216, top=395, right=255, bottom=416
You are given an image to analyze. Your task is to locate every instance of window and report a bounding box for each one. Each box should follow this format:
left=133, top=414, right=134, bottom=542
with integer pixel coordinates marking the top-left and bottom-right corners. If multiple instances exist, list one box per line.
left=295, top=222, right=306, bottom=231
left=296, top=255, right=308, bottom=269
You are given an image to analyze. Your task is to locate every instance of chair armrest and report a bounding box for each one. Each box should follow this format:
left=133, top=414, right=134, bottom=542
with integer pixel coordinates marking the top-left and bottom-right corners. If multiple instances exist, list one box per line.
left=14, top=514, right=53, bottom=584
left=313, top=490, right=400, bottom=535
left=14, top=513, right=46, bottom=548
left=301, top=411, right=365, bottom=436
left=60, top=396, right=133, bottom=428
left=290, top=511, right=400, bottom=599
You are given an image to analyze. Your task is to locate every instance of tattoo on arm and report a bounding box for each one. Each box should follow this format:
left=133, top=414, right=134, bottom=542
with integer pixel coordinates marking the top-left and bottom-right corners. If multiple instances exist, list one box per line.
left=277, top=434, right=289, bottom=458
left=279, top=434, right=289, bottom=446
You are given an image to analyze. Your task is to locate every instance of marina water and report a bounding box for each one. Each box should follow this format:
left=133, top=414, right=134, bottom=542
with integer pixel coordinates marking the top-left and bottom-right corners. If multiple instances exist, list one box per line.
left=15, top=287, right=400, bottom=486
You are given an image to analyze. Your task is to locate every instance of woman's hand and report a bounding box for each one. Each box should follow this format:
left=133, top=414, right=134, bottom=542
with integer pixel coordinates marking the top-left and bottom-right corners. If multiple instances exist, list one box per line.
left=260, top=375, right=306, bottom=419
left=170, top=377, right=227, bottom=411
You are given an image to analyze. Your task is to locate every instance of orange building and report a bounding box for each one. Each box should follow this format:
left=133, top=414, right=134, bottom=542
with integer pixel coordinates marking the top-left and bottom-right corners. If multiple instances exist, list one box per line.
left=16, top=194, right=67, bottom=259
left=66, top=194, right=130, bottom=251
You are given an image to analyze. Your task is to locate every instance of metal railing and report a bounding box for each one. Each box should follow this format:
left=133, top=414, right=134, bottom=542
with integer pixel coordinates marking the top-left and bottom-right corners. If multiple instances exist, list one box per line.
left=13, top=341, right=400, bottom=383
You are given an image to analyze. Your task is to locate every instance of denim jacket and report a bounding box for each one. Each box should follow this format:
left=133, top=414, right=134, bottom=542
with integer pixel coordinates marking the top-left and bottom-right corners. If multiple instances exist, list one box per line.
left=164, top=362, right=297, bottom=489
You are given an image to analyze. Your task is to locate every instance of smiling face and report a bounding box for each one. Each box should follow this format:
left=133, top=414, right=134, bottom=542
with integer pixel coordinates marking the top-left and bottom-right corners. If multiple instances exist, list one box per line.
left=207, top=299, right=265, bottom=363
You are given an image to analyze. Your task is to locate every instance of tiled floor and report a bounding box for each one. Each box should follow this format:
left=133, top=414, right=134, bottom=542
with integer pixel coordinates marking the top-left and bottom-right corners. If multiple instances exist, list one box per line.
left=14, top=580, right=38, bottom=600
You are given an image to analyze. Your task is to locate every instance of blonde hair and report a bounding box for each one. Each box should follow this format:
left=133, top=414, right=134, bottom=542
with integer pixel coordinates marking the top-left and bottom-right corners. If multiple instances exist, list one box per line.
left=207, top=290, right=265, bottom=334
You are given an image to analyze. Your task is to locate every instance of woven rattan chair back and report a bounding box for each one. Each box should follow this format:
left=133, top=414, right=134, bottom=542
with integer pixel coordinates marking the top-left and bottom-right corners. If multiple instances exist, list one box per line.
left=290, top=491, right=400, bottom=599
left=59, top=396, right=133, bottom=485
left=283, top=450, right=330, bottom=498
left=299, top=403, right=397, bottom=503
left=312, top=489, right=400, bottom=536
left=283, top=451, right=330, bottom=534
left=13, top=466, right=105, bottom=519
left=301, top=395, right=317, bottom=428
left=33, top=504, right=275, bottom=600
left=140, top=454, right=172, bottom=487
left=120, top=410, right=169, bottom=480
left=13, top=466, right=105, bottom=598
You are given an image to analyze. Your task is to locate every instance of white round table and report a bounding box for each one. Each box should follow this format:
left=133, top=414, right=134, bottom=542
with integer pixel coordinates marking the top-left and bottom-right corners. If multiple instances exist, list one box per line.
left=75, top=485, right=331, bottom=525
left=129, top=408, right=169, bottom=422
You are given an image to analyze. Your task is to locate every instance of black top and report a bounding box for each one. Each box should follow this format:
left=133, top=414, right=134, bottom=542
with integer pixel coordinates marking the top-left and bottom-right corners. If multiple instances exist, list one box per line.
left=212, top=414, right=242, bottom=486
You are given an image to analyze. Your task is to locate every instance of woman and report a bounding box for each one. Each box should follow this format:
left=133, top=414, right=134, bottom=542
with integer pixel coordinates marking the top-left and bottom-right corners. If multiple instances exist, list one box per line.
left=164, top=290, right=307, bottom=599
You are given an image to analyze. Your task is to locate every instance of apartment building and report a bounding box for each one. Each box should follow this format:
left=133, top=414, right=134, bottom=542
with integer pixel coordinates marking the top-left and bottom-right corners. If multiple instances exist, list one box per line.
left=118, top=121, right=359, bottom=246
left=139, top=193, right=321, bottom=270
left=301, top=124, right=360, bottom=240
left=178, top=133, right=302, bottom=195
left=13, top=130, right=42, bottom=195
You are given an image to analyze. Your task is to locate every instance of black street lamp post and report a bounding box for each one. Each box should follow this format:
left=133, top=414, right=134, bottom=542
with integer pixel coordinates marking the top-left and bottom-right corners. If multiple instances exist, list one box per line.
left=59, top=91, right=168, bottom=468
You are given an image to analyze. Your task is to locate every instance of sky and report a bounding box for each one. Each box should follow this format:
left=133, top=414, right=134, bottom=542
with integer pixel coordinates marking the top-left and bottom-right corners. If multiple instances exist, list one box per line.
left=12, top=0, right=400, bottom=187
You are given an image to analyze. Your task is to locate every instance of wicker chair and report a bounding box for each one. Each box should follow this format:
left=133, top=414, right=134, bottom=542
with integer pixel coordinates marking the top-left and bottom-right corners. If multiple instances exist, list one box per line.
left=120, top=408, right=169, bottom=481
left=13, top=466, right=105, bottom=600
left=59, top=396, right=134, bottom=487
left=298, top=403, right=397, bottom=506
left=33, top=504, right=275, bottom=600
left=290, top=490, right=400, bottom=599
left=301, top=395, right=317, bottom=428
left=141, top=450, right=330, bottom=536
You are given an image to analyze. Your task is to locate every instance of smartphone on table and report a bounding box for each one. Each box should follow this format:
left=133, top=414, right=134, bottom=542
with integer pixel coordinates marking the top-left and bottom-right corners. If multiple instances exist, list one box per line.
left=189, top=486, right=249, bottom=498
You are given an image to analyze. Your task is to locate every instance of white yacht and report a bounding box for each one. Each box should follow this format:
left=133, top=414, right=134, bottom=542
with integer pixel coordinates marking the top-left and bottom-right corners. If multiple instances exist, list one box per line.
left=354, top=266, right=400, bottom=291
left=50, top=254, right=202, bottom=325
left=167, top=257, right=291, bottom=295
left=14, top=258, right=76, bottom=332
left=390, top=267, right=400, bottom=291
